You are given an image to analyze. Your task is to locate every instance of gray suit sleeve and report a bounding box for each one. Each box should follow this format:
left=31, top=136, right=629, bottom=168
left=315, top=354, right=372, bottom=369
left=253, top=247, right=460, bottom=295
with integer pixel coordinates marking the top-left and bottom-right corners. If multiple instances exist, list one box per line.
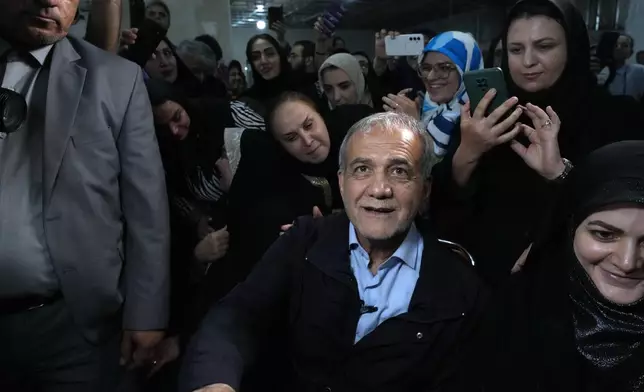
left=118, top=66, right=171, bottom=331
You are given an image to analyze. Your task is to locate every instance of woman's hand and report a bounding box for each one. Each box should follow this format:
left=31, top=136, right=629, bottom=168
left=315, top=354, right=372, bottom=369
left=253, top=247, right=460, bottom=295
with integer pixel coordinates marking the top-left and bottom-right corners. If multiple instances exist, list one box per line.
left=382, top=89, right=422, bottom=120
left=120, top=28, right=138, bottom=50
left=194, top=226, right=229, bottom=262
left=510, top=104, right=566, bottom=180
left=375, top=30, right=399, bottom=60
left=458, top=89, right=523, bottom=162
left=280, top=206, right=323, bottom=235
left=313, top=16, right=333, bottom=41
left=270, top=21, right=288, bottom=42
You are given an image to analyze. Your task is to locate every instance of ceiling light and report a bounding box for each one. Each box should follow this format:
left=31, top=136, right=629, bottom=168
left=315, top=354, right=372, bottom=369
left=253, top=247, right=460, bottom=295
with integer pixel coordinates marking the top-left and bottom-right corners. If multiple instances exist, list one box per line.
left=256, top=20, right=266, bottom=29
left=256, top=5, right=265, bottom=12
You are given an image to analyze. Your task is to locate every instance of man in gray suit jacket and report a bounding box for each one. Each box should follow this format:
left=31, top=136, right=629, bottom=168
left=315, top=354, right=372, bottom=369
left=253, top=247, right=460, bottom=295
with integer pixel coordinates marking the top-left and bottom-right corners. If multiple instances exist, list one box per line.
left=0, top=0, right=170, bottom=390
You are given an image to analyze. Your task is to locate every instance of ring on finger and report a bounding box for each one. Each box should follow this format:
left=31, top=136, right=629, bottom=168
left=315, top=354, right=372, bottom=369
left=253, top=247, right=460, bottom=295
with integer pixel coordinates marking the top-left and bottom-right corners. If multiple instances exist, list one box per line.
left=543, top=119, right=553, bottom=128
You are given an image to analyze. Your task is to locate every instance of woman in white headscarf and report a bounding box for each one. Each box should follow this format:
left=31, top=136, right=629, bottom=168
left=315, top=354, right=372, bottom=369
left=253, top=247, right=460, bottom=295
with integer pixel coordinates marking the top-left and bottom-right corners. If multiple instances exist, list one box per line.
left=318, top=53, right=382, bottom=109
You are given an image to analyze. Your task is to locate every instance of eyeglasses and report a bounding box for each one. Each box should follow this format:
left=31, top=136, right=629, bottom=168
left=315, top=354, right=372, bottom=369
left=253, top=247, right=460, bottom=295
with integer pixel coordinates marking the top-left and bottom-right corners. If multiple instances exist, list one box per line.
left=417, top=62, right=457, bottom=80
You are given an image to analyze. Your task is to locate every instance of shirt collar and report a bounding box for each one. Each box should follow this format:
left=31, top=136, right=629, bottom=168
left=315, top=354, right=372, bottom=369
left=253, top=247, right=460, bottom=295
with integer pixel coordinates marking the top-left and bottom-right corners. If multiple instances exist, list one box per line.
left=349, top=222, right=422, bottom=270
left=0, top=36, right=54, bottom=65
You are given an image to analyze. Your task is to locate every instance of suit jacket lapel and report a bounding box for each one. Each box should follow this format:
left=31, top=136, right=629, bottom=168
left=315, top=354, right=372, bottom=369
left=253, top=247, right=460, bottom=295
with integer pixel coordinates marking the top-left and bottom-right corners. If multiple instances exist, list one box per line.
left=43, top=38, right=86, bottom=206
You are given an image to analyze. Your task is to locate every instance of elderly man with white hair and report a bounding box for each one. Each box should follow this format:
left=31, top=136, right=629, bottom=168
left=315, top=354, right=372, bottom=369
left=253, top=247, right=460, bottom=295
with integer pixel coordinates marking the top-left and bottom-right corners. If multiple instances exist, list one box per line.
left=179, top=112, right=486, bottom=392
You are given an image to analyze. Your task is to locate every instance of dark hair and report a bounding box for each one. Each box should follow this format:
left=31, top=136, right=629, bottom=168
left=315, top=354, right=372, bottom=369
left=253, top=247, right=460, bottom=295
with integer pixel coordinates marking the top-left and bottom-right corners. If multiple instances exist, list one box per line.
left=293, top=40, right=316, bottom=59
left=352, top=51, right=375, bottom=74
left=245, top=34, right=290, bottom=83
left=146, top=79, right=224, bottom=189
left=266, top=91, right=318, bottom=135
left=195, top=34, right=223, bottom=62
left=228, top=60, right=243, bottom=73
left=509, top=1, right=565, bottom=27
left=332, top=36, right=345, bottom=47
left=146, top=1, right=171, bottom=23
left=503, top=0, right=591, bottom=96
left=485, top=35, right=502, bottom=68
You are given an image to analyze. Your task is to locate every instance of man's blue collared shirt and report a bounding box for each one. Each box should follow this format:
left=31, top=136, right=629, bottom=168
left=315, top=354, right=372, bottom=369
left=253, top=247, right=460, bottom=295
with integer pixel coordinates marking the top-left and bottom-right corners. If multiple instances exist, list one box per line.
left=349, top=222, right=424, bottom=343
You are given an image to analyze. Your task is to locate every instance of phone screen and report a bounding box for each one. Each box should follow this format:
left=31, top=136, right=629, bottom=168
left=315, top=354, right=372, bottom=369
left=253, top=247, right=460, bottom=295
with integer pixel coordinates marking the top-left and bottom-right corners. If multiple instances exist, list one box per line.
left=129, top=0, right=146, bottom=28
left=268, top=6, right=284, bottom=28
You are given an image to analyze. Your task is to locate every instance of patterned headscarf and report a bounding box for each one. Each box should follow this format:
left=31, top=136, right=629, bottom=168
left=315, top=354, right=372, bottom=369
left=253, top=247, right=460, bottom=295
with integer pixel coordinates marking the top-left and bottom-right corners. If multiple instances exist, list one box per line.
left=419, top=31, right=483, bottom=156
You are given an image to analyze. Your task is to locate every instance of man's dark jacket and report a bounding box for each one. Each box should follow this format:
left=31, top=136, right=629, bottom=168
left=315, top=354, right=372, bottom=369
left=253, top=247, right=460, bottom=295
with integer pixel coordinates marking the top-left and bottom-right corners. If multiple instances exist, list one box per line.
left=180, top=213, right=486, bottom=392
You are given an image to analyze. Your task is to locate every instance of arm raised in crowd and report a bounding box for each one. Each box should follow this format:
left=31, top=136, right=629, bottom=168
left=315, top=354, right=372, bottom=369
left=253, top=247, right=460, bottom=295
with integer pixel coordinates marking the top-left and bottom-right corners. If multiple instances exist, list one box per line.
left=85, top=0, right=122, bottom=53
left=453, top=90, right=522, bottom=187
left=179, top=216, right=318, bottom=392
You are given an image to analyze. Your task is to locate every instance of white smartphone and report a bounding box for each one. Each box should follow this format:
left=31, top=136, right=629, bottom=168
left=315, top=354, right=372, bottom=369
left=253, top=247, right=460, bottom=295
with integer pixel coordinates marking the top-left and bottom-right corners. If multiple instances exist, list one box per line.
left=385, top=34, right=425, bottom=57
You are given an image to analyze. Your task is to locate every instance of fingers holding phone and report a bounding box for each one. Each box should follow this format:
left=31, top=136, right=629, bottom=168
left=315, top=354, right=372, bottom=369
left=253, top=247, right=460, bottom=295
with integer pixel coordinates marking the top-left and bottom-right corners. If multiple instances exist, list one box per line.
left=375, top=30, right=400, bottom=59
left=459, top=90, right=523, bottom=161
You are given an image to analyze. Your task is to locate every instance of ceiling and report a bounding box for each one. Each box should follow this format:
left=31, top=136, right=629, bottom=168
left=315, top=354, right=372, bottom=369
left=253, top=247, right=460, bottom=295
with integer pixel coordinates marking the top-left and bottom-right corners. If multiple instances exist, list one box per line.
left=229, top=0, right=516, bottom=30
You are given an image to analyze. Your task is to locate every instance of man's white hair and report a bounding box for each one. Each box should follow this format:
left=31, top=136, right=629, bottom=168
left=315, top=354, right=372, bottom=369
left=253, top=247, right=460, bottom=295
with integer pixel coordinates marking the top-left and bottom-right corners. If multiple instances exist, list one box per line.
left=338, top=112, right=441, bottom=179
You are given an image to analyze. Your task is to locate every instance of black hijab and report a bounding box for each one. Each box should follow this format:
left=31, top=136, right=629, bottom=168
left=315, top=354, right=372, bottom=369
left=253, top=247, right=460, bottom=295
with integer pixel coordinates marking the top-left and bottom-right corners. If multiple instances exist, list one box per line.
left=161, top=38, right=203, bottom=97
left=501, top=0, right=595, bottom=155
left=244, top=34, right=293, bottom=103
left=521, top=141, right=644, bottom=391
left=266, top=94, right=376, bottom=180
left=481, top=141, right=644, bottom=391
left=146, top=79, right=228, bottom=191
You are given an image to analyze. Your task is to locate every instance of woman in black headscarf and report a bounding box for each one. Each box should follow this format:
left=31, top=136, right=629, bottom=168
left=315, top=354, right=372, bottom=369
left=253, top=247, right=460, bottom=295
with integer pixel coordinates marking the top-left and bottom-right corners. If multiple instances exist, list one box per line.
left=146, top=80, right=263, bottom=254
left=482, top=141, right=644, bottom=391
left=241, top=34, right=324, bottom=115
left=432, top=0, right=644, bottom=288
left=145, top=37, right=205, bottom=98
left=222, top=92, right=376, bottom=280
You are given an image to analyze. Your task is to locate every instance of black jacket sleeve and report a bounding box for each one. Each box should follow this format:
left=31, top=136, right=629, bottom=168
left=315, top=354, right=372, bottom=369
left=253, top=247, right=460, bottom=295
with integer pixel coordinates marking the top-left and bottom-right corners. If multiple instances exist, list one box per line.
left=178, top=216, right=318, bottom=392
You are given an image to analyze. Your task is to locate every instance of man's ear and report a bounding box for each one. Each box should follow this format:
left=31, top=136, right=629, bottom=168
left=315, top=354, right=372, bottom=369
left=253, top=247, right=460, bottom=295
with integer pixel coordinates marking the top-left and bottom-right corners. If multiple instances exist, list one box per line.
left=338, top=170, right=345, bottom=197
left=305, top=56, right=314, bottom=67
left=424, top=176, right=432, bottom=201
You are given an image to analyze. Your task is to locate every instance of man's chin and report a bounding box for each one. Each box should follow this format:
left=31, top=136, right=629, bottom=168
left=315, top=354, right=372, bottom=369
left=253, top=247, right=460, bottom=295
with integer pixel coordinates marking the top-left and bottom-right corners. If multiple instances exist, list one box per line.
left=24, top=26, right=67, bottom=46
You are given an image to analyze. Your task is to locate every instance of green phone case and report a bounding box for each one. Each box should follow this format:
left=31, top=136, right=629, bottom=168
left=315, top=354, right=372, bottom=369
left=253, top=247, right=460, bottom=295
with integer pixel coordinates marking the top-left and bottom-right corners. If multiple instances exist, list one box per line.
left=463, top=68, right=511, bottom=116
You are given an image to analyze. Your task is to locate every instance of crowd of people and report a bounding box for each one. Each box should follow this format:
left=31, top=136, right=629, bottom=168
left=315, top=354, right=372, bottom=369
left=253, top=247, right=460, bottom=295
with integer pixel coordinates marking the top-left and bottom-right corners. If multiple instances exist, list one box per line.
left=1, top=0, right=644, bottom=391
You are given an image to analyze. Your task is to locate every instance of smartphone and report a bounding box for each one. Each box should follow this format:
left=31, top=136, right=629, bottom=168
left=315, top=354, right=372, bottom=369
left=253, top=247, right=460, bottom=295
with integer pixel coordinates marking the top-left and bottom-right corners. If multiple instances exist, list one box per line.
left=385, top=34, right=425, bottom=57
left=268, top=6, right=284, bottom=28
left=129, top=0, right=146, bottom=28
left=121, top=18, right=168, bottom=67
left=319, top=3, right=346, bottom=36
left=463, top=68, right=512, bottom=117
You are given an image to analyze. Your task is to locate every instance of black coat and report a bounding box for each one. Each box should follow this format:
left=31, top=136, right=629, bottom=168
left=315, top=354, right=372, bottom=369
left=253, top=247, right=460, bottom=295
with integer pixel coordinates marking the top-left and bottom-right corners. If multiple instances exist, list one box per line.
left=179, top=213, right=487, bottom=392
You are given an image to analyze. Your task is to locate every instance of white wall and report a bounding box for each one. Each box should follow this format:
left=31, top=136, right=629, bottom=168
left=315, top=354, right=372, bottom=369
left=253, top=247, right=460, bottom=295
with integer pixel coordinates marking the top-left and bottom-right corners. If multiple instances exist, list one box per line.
left=229, top=27, right=376, bottom=64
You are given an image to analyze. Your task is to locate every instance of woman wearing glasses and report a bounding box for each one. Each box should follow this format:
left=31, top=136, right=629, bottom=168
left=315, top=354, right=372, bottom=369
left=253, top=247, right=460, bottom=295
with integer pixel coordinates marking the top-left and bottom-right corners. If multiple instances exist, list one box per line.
left=382, top=31, right=484, bottom=157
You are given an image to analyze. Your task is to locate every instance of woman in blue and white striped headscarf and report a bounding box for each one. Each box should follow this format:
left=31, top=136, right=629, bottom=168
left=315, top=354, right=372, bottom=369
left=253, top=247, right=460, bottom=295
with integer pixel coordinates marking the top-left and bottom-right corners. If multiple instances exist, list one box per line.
left=418, top=31, right=483, bottom=156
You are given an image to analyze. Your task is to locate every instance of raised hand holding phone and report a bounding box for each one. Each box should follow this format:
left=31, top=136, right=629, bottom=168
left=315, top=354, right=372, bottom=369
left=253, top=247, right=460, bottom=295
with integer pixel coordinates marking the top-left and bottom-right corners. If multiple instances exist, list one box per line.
left=458, top=89, right=523, bottom=161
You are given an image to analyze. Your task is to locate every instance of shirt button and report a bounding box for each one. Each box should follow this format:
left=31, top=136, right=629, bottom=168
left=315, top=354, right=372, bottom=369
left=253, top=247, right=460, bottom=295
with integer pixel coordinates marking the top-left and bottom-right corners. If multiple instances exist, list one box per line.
left=416, top=332, right=423, bottom=340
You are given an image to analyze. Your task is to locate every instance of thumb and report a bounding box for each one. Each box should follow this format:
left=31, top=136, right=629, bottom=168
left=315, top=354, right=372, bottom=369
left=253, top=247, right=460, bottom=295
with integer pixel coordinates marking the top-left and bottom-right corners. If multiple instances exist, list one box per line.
left=312, top=206, right=323, bottom=218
